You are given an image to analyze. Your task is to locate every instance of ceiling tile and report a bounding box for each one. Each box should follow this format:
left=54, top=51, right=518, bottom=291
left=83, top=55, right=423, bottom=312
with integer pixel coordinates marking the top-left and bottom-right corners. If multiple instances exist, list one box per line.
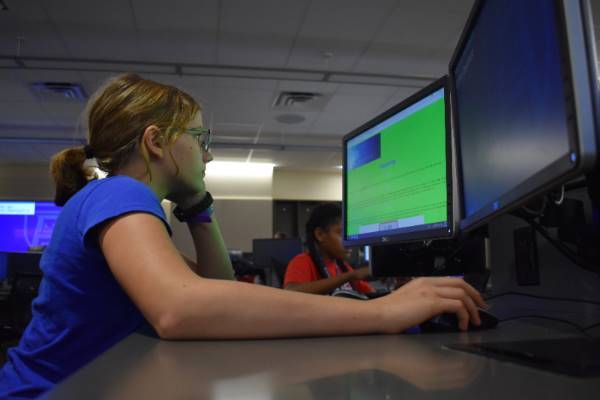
left=130, top=0, right=219, bottom=31
left=277, top=80, right=339, bottom=93
left=0, top=70, right=33, bottom=101
left=130, top=0, right=218, bottom=63
left=353, top=0, right=473, bottom=76
left=336, top=83, right=399, bottom=97
left=262, top=110, right=320, bottom=136
left=212, top=88, right=275, bottom=125
left=310, top=93, right=389, bottom=135
left=214, top=77, right=278, bottom=91
left=286, top=0, right=395, bottom=71
left=218, top=0, right=309, bottom=67
left=377, top=86, right=423, bottom=113
left=42, top=0, right=140, bottom=59
left=0, top=1, right=69, bottom=57
left=134, top=31, right=217, bottom=64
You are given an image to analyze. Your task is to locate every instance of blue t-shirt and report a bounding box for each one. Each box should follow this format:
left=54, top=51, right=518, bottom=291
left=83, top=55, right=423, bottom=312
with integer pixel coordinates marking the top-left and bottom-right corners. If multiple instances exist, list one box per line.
left=0, top=176, right=171, bottom=399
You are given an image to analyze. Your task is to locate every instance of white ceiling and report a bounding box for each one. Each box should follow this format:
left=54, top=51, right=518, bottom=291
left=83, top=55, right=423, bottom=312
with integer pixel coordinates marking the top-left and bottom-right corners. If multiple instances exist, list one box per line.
left=0, top=0, right=598, bottom=170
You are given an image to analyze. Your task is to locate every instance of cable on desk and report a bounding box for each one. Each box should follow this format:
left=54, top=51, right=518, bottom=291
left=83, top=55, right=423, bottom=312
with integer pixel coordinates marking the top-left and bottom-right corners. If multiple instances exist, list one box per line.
left=529, top=219, right=598, bottom=274
left=485, top=291, right=600, bottom=307
left=511, top=209, right=600, bottom=275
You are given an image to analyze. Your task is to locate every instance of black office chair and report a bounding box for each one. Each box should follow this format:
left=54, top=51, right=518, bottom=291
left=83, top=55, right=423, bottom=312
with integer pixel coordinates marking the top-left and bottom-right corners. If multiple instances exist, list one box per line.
left=5, top=253, right=43, bottom=334
left=270, top=258, right=289, bottom=288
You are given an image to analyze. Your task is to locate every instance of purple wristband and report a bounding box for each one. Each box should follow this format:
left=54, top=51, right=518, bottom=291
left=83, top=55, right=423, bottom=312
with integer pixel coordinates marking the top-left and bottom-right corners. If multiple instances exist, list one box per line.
left=187, top=205, right=214, bottom=224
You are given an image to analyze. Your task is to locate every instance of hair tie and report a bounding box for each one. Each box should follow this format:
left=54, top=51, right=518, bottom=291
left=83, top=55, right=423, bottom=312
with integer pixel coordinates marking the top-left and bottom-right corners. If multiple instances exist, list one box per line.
left=83, top=145, right=94, bottom=159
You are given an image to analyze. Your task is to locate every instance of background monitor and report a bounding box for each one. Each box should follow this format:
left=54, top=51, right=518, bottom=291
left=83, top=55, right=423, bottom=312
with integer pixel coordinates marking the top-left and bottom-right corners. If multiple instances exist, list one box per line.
left=450, top=0, right=599, bottom=231
left=0, top=201, right=62, bottom=253
left=343, top=76, right=453, bottom=246
left=252, top=238, right=303, bottom=285
left=252, top=238, right=303, bottom=268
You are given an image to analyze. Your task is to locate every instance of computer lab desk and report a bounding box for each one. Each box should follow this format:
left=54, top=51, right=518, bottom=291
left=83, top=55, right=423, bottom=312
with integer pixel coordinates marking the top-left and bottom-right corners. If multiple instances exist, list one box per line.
left=46, top=321, right=599, bottom=400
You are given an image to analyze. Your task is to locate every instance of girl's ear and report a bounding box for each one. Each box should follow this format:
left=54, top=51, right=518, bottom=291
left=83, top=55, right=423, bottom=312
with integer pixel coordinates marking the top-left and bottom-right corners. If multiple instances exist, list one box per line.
left=139, top=125, right=165, bottom=159
left=314, top=227, right=326, bottom=244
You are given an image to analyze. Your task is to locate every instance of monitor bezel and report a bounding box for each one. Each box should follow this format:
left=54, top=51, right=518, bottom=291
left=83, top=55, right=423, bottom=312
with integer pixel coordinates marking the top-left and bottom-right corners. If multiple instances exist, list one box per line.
left=342, top=76, right=454, bottom=247
left=449, top=0, right=599, bottom=232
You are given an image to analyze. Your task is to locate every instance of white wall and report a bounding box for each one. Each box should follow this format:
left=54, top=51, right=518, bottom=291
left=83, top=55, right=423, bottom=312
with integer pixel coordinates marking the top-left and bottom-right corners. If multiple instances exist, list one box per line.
left=272, top=169, right=342, bottom=201
left=0, top=164, right=54, bottom=200
left=171, top=199, right=273, bottom=255
left=204, top=174, right=272, bottom=200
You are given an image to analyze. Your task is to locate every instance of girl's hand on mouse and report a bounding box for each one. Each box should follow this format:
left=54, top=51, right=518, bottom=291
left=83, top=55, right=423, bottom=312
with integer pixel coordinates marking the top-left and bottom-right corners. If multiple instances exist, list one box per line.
left=373, top=277, right=488, bottom=332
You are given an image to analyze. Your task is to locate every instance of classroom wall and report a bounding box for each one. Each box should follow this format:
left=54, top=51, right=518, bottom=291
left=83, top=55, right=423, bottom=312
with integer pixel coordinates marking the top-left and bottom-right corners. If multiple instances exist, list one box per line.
left=204, top=173, right=272, bottom=200
left=179, top=168, right=343, bottom=253
left=273, top=169, right=342, bottom=201
left=171, top=199, right=273, bottom=256
left=0, top=164, right=54, bottom=200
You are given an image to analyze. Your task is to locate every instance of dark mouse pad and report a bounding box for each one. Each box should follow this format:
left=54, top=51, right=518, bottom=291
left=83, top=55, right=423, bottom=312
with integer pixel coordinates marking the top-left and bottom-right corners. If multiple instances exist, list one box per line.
left=447, top=337, right=600, bottom=377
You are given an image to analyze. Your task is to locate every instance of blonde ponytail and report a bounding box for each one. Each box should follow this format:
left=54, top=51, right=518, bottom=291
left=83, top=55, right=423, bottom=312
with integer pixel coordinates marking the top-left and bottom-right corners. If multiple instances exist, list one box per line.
left=50, top=146, right=93, bottom=206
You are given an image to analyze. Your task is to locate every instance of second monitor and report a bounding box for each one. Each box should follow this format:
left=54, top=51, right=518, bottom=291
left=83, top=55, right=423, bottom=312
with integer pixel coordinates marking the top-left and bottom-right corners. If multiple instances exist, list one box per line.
left=343, top=76, right=454, bottom=246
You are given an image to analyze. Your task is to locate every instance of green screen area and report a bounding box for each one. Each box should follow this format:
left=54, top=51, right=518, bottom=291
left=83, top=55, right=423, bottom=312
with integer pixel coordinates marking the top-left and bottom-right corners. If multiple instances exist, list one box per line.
left=347, top=96, right=447, bottom=237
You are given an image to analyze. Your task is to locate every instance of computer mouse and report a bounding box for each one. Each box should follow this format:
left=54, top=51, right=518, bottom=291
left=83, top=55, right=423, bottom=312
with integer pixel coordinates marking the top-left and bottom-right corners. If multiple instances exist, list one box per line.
left=419, top=309, right=499, bottom=333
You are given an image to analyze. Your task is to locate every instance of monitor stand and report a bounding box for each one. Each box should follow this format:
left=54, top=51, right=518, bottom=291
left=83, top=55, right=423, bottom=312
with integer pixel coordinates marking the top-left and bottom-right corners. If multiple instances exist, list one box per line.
left=369, top=233, right=487, bottom=280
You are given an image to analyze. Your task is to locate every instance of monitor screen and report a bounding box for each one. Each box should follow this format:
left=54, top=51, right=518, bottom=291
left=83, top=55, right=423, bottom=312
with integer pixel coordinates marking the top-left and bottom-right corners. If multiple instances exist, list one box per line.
left=451, top=0, right=598, bottom=230
left=343, top=77, right=452, bottom=246
left=0, top=201, right=62, bottom=253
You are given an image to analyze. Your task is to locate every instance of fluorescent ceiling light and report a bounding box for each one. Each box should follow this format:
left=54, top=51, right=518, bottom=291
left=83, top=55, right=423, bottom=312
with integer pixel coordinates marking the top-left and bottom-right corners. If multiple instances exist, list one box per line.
left=206, top=161, right=275, bottom=178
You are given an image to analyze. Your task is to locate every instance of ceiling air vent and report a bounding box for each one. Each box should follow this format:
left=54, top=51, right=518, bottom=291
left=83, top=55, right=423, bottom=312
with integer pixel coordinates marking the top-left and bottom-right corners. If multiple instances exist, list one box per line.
left=272, top=91, right=328, bottom=112
left=30, top=82, right=88, bottom=102
left=274, top=92, right=320, bottom=107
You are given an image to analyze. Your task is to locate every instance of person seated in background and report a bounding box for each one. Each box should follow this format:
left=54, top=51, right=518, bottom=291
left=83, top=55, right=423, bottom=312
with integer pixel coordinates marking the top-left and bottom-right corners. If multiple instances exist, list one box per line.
left=284, top=204, right=374, bottom=296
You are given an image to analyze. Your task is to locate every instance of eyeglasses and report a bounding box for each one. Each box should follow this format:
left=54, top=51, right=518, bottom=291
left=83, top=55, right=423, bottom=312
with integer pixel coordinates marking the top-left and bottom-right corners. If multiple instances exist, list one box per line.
left=186, top=127, right=212, bottom=152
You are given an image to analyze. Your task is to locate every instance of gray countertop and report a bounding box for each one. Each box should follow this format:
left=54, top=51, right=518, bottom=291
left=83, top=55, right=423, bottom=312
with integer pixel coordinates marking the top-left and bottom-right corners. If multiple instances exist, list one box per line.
left=46, top=321, right=600, bottom=399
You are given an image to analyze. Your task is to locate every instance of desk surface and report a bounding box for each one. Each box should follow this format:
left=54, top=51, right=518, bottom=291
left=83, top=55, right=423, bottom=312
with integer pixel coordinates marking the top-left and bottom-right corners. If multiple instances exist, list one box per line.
left=47, top=321, right=599, bottom=399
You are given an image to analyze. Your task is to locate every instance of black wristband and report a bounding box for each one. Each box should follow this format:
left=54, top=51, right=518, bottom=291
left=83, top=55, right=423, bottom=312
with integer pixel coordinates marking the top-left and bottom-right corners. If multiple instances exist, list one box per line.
left=173, top=192, right=214, bottom=222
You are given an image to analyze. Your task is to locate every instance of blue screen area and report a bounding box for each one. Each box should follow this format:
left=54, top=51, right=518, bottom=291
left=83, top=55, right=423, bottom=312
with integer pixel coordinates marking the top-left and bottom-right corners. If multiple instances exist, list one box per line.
left=348, top=134, right=381, bottom=170
left=0, top=201, right=62, bottom=253
left=454, top=0, right=571, bottom=219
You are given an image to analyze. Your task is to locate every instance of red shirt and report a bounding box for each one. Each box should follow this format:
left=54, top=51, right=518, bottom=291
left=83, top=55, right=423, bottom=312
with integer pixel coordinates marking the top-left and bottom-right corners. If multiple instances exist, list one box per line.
left=284, top=252, right=374, bottom=294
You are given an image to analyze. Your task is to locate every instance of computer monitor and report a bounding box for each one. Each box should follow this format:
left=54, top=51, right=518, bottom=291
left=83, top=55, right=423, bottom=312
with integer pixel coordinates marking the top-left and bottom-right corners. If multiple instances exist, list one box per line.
left=450, top=0, right=599, bottom=231
left=0, top=201, right=62, bottom=253
left=343, top=76, right=453, bottom=246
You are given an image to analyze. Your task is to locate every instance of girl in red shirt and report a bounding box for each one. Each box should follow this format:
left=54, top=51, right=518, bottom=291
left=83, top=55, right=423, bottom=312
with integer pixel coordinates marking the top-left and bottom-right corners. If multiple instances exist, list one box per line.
left=284, top=204, right=373, bottom=296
